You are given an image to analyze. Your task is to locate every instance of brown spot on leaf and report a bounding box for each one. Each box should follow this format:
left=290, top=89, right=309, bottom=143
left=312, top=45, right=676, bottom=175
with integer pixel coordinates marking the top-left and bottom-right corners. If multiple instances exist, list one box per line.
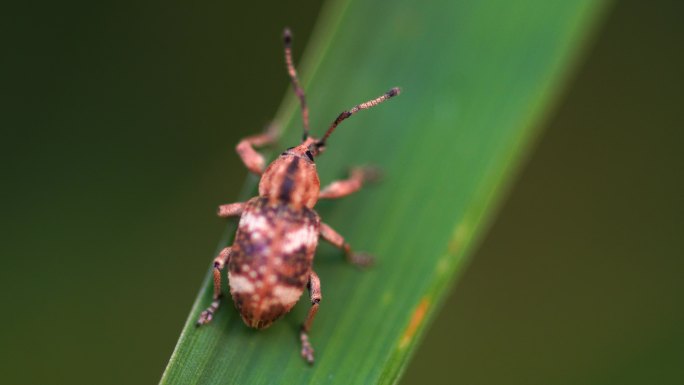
left=399, top=297, right=430, bottom=349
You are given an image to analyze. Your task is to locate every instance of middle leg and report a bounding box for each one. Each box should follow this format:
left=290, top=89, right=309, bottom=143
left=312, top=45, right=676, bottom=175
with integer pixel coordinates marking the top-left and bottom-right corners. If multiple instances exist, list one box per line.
left=320, top=222, right=374, bottom=267
left=217, top=201, right=245, bottom=218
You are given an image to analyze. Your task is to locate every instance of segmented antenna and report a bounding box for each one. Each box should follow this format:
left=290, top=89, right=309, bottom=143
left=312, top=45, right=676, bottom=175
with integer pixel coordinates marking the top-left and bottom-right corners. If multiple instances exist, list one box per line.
left=283, top=28, right=310, bottom=141
left=317, top=87, right=401, bottom=147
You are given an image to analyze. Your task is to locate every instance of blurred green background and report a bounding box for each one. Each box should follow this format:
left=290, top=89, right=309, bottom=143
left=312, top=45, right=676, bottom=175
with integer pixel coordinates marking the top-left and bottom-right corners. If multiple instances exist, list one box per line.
left=1, top=1, right=682, bottom=384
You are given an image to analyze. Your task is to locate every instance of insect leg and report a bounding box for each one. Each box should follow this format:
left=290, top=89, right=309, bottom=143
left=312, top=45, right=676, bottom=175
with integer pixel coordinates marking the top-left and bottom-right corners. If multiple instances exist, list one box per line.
left=196, top=246, right=232, bottom=326
left=235, top=124, right=278, bottom=175
left=300, top=270, right=321, bottom=364
left=217, top=201, right=245, bottom=218
left=318, top=166, right=381, bottom=200
left=320, top=222, right=374, bottom=267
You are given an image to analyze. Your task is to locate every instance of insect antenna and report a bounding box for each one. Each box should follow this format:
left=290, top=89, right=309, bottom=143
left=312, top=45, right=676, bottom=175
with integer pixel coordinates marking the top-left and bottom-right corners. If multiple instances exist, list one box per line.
left=283, top=28, right=310, bottom=141
left=316, top=87, right=401, bottom=148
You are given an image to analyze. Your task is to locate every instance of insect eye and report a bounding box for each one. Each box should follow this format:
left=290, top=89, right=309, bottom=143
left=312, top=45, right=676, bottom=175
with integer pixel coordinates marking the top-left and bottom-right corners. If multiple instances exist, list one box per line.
left=305, top=150, right=314, bottom=161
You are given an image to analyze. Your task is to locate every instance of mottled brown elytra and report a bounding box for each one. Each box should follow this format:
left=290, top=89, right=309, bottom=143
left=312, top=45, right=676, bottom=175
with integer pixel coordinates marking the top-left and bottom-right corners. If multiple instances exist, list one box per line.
left=195, top=28, right=400, bottom=364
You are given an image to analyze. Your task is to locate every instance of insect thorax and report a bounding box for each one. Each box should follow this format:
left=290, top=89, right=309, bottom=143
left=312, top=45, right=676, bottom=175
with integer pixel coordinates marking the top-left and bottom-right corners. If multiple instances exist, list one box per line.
left=259, top=154, right=320, bottom=209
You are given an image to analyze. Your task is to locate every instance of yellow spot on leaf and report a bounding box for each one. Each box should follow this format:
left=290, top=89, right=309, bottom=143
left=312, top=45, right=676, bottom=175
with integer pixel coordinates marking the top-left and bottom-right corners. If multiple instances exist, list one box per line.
left=399, top=298, right=430, bottom=349
left=448, top=221, right=470, bottom=255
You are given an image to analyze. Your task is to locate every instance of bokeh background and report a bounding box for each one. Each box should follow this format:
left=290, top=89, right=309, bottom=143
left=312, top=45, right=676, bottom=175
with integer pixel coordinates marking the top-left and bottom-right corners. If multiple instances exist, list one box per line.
left=1, top=1, right=682, bottom=384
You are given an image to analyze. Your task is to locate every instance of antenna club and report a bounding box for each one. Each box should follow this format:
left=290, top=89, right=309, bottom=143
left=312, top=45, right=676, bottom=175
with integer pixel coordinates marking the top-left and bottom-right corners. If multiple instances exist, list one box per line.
left=283, top=28, right=292, bottom=45
left=388, top=87, right=401, bottom=97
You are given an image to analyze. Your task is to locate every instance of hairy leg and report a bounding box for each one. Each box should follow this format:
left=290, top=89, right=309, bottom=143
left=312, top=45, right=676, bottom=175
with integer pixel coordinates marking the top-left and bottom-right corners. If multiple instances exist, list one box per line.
left=196, top=246, right=232, bottom=326
left=320, top=222, right=374, bottom=267
left=217, top=202, right=245, bottom=218
left=300, top=270, right=321, bottom=364
left=235, top=125, right=278, bottom=175
left=319, top=166, right=381, bottom=200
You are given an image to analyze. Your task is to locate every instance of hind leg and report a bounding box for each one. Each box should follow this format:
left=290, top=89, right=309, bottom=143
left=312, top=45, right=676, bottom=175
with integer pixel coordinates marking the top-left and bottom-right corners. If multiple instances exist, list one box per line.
left=196, top=246, right=232, bottom=326
left=300, top=270, right=322, bottom=364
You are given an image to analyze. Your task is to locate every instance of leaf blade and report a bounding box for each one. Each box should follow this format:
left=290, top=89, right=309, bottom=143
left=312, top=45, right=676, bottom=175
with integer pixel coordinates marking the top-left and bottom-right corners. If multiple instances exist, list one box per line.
left=161, top=0, right=609, bottom=384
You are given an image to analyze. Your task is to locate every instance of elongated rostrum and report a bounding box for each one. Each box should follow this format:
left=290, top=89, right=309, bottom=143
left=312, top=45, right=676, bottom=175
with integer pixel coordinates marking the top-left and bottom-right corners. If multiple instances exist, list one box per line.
left=195, top=28, right=400, bottom=364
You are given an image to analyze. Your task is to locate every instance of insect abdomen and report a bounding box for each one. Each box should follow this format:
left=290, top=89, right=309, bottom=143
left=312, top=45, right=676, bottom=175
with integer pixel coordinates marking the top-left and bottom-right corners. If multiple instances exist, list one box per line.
left=228, top=197, right=320, bottom=329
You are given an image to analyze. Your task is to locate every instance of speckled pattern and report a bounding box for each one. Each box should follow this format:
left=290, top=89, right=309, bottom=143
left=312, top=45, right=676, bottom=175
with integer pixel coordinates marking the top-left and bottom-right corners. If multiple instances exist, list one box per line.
left=229, top=196, right=320, bottom=329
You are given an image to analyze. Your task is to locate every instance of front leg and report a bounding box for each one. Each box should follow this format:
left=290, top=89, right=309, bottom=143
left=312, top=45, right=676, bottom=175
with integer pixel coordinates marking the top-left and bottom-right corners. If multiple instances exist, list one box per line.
left=235, top=125, right=279, bottom=175
left=319, top=166, right=381, bottom=200
left=320, top=222, right=374, bottom=267
left=300, top=270, right=322, bottom=364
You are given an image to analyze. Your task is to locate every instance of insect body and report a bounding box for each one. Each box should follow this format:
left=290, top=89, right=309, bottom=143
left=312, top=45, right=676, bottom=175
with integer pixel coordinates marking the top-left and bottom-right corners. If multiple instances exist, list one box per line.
left=195, top=28, right=400, bottom=364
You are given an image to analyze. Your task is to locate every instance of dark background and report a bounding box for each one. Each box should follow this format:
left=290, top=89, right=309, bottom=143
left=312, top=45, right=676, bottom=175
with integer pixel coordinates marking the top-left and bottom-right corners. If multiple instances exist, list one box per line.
left=1, top=1, right=682, bottom=384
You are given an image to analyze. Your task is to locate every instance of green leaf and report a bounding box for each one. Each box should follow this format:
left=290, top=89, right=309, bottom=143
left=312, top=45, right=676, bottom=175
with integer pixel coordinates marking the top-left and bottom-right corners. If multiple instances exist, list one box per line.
left=161, top=0, right=608, bottom=383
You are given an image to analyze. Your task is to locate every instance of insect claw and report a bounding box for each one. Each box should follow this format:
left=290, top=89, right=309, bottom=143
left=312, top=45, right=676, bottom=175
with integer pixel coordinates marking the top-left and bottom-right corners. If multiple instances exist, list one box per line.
left=196, top=310, right=213, bottom=326
left=300, top=328, right=315, bottom=364
left=349, top=252, right=375, bottom=268
left=354, top=165, right=383, bottom=183
left=263, top=122, right=280, bottom=139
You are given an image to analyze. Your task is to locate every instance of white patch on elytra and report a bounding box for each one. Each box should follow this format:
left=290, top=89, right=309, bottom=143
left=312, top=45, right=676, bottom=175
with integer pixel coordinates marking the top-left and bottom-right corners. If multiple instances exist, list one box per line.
left=282, top=226, right=315, bottom=254
left=240, top=210, right=268, bottom=233
left=229, top=273, right=254, bottom=293
left=273, top=285, right=303, bottom=306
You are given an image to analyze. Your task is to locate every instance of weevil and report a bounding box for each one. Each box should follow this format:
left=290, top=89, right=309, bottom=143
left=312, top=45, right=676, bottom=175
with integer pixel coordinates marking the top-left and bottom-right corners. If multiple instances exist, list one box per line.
left=195, top=28, right=400, bottom=364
